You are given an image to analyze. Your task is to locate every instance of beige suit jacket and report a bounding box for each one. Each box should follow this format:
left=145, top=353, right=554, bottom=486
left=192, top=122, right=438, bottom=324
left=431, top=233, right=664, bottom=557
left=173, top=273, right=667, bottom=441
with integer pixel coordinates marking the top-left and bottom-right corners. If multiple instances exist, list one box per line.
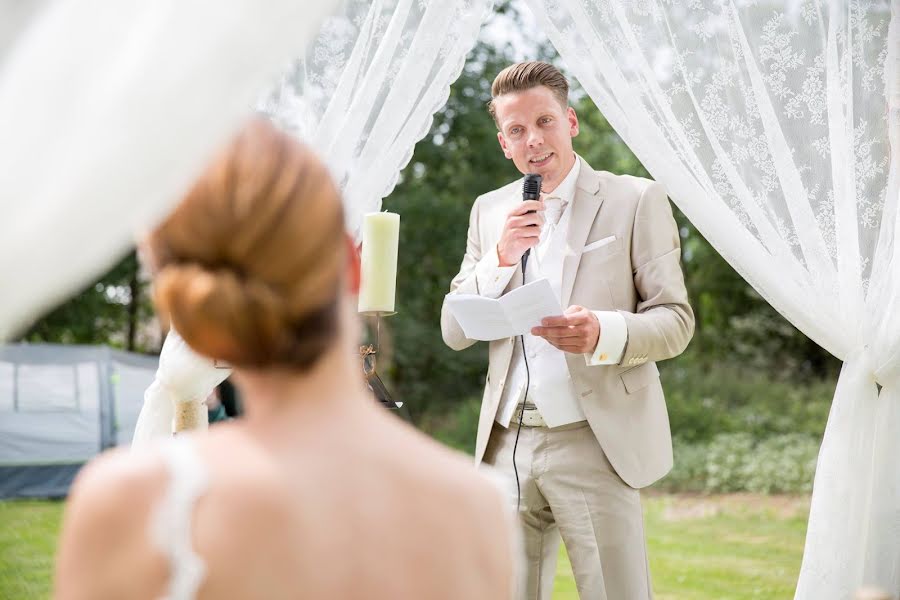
left=441, top=157, right=694, bottom=489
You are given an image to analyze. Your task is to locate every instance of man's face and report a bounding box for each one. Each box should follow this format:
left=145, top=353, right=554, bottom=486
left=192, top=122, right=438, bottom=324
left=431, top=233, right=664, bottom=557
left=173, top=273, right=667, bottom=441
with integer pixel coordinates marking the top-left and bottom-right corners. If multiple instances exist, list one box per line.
left=493, top=85, right=579, bottom=193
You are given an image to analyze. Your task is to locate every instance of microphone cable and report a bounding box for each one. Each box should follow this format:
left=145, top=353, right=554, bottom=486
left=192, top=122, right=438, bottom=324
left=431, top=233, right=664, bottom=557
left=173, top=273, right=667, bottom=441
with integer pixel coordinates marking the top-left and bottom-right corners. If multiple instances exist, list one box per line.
left=512, top=172, right=541, bottom=514
left=512, top=258, right=532, bottom=514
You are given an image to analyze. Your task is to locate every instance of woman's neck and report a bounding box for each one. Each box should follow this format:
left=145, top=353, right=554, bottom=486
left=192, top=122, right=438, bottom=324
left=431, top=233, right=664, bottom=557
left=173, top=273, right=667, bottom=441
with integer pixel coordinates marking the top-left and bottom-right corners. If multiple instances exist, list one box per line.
left=232, top=334, right=373, bottom=433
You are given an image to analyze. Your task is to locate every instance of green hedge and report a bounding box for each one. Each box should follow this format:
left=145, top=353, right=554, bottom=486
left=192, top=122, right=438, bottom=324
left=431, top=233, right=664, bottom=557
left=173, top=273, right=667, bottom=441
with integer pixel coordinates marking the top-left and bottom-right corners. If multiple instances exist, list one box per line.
left=655, top=433, right=820, bottom=494
left=659, top=361, right=834, bottom=443
left=418, top=361, right=831, bottom=494
left=422, top=407, right=822, bottom=494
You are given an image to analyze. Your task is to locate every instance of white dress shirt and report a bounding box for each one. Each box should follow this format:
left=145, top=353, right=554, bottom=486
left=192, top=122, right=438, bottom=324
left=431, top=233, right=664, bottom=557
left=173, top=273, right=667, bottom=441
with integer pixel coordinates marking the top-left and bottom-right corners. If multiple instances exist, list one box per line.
left=472, top=156, right=628, bottom=427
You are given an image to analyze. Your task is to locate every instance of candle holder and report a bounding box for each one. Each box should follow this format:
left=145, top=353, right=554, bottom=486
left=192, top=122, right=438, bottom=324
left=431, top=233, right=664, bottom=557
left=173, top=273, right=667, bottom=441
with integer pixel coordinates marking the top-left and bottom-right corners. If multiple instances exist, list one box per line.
left=358, top=311, right=402, bottom=409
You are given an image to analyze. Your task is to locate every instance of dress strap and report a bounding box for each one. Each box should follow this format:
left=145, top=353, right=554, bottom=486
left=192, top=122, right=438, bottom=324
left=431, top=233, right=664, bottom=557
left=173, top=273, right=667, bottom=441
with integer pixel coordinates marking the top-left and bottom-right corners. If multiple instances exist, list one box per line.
left=151, top=435, right=209, bottom=600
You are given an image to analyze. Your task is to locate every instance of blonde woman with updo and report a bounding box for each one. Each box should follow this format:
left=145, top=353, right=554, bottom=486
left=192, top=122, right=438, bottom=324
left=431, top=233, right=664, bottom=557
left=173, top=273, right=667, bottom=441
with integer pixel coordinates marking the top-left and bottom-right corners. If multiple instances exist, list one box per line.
left=54, top=119, right=517, bottom=600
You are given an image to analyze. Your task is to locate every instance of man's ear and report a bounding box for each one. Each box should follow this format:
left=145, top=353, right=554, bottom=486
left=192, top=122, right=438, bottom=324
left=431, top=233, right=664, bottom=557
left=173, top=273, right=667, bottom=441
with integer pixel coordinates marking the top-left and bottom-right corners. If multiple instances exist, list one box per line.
left=346, top=233, right=361, bottom=295
left=567, top=106, right=579, bottom=137
left=497, top=131, right=512, bottom=159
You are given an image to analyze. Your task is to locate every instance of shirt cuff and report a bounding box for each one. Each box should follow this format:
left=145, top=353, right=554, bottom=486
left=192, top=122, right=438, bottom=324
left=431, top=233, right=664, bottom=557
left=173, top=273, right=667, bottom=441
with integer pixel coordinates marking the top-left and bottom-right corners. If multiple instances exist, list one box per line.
left=584, top=311, right=627, bottom=365
left=474, top=245, right=517, bottom=299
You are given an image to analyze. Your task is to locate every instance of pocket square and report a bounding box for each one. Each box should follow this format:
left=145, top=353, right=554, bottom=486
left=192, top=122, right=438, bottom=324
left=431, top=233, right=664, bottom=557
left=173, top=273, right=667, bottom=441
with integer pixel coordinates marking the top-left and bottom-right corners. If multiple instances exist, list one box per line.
left=583, top=235, right=617, bottom=253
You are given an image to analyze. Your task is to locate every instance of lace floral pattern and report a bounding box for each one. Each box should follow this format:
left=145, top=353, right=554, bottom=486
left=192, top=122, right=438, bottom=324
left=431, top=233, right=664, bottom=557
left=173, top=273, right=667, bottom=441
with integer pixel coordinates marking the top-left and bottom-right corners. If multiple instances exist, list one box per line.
left=524, top=0, right=899, bottom=597
left=258, top=0, right=493, bottom=237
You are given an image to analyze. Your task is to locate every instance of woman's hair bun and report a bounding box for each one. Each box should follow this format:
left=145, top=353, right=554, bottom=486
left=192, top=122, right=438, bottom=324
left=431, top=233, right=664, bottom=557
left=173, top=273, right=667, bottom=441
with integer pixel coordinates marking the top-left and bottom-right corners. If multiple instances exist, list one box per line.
left=146, top=118, right=345, bottom=370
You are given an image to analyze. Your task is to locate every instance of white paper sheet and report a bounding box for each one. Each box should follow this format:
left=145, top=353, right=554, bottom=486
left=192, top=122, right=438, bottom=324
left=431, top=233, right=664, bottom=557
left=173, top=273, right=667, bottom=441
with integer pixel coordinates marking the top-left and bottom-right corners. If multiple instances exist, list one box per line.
left=444, top=278, right=564, bottom=341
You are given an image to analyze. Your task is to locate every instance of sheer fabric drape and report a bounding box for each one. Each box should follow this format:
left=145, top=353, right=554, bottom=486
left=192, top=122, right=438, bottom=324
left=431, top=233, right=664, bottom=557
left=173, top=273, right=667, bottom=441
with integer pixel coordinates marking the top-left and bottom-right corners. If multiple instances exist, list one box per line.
left=133, top=0, right=493, bottom=445
left=0, top=0, right=339, bottom=340
left=260, top=0, right=494, bottom=237
left=524, top=0, right=898, bottom=596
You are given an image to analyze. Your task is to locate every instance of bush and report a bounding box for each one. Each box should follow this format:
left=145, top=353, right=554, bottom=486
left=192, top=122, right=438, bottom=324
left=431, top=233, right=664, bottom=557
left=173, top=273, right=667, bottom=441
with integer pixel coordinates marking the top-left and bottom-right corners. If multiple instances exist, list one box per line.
left=655, top=433, right=821, bottom=494
left=414, top=359, right=831, bottom=494
left=742, top=434, right=819, bottom=494
left=417, top=396, right=481, bottom=453
left=657, top=439, right=710, bottom=493
left=660, top=360, right=834, bottom=443
left=704, top=433, right=757, bottom=492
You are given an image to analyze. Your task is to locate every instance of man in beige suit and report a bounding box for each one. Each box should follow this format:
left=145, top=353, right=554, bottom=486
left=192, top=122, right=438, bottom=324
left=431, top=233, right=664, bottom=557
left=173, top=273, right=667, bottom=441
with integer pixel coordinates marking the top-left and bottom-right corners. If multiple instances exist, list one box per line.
left=441, top=62, right=694, bottom=599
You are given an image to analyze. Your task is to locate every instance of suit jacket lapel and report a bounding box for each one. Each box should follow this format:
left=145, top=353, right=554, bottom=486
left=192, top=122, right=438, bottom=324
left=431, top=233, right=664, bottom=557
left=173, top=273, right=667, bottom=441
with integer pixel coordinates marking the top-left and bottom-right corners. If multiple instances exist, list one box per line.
left=561, top=159, right=606, bottom=308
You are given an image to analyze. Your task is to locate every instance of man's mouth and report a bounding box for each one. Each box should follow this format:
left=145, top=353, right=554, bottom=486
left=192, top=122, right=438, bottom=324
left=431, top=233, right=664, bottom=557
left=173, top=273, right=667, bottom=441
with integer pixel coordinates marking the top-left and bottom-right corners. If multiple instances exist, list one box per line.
left=529, top=152, right=554, bottom=166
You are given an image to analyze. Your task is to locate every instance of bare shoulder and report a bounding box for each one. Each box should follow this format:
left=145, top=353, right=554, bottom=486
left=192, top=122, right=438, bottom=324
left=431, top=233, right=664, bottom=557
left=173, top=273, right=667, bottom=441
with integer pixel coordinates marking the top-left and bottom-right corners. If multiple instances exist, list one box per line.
left=62, top=446, right=168, bottom=539
left=190, top=428, right=294, bottom=532
left=393, top=432, right=516, bottom=588
left=384, top=419, right=508, bottom=518
left=55, top=447, right=169, bottom=599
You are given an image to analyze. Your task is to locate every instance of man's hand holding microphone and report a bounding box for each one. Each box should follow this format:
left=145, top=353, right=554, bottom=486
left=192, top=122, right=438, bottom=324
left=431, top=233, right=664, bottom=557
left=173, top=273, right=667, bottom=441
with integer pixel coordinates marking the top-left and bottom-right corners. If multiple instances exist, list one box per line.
left=494, top=173, right=600, bottom=354
left=496, top=200, right=545, bottom=267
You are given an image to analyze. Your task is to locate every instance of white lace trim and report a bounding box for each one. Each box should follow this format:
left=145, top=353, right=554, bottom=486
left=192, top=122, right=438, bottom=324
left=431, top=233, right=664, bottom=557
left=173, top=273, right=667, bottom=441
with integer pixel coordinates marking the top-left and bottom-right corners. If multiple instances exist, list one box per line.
left=151, top=436, right=209, bottom=600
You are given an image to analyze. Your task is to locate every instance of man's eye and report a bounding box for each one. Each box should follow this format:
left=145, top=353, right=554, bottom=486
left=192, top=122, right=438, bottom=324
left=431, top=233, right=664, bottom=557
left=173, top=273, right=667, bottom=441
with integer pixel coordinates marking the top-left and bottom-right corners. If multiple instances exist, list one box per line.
left=510, top=128, right=521, bottom=135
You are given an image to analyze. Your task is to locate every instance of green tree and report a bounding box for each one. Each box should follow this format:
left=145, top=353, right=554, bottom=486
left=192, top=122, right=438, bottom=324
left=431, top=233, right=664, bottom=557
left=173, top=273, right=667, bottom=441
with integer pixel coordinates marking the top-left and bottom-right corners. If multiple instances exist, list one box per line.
left=19, top=249, right=157, bottom=353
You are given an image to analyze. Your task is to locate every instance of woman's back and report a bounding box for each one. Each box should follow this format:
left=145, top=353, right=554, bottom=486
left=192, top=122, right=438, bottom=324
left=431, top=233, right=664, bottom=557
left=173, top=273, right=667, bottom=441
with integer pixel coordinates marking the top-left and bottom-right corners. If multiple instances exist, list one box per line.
left=56, top=400, right=515, bottom=600
left=54, top=119, right=516, bottom=599
left=194, top=405, right=514, bottom=599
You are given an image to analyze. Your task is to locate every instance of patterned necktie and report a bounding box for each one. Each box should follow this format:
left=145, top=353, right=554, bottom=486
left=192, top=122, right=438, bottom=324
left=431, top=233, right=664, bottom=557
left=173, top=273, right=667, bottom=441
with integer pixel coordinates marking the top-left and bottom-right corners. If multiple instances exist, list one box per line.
left=542, top=195, right=568, bottom=230
left=535, top=195, right=568, bottom=266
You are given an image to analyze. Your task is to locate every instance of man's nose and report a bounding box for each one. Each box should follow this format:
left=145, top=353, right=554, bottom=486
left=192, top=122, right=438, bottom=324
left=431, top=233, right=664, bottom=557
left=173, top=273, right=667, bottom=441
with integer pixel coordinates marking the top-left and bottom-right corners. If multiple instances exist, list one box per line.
left=527, top=130, right=544, bottom=147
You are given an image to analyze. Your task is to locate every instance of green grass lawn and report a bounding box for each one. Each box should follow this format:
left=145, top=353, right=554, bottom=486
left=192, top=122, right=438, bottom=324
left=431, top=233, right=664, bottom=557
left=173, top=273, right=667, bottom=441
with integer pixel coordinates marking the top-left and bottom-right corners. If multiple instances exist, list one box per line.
left=554, top=493, right=809, bottom=599
left=1, top=494, right=807, bottom=599
left=0, top=500, right=64, bottom=599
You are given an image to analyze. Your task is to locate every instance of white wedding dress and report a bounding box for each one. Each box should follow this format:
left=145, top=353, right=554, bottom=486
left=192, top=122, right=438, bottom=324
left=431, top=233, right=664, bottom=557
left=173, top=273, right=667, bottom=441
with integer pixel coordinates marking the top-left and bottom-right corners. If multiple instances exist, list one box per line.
left=152, top=435, right=209, bottom=600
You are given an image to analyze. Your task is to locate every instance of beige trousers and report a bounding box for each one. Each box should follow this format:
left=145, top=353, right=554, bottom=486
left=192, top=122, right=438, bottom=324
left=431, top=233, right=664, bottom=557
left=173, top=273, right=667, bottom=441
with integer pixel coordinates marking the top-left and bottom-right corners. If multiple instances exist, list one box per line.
left=483, top=421, right=653, bottom=600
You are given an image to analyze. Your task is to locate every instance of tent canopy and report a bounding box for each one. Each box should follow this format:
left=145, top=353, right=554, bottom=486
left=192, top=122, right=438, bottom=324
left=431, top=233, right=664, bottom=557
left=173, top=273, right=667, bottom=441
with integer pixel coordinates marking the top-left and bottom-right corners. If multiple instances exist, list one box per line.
left=0, top=343, right=157, bottom=498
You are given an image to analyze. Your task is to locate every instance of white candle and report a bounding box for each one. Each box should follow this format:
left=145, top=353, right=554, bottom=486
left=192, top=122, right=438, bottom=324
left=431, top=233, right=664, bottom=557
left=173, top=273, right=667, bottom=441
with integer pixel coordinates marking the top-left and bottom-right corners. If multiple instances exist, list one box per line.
left=358, top=211, right=400, bottom=314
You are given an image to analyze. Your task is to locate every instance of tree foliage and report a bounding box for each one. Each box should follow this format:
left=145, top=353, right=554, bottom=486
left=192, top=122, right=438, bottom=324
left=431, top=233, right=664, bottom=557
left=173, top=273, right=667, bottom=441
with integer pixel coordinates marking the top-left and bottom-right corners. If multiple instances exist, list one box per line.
left=18, top=250, right=157, bottom=353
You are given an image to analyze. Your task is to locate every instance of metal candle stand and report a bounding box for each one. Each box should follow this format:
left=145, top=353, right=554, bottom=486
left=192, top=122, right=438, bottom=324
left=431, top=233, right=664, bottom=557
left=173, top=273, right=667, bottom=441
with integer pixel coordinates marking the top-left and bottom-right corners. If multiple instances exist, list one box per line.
left=359, top=311, right=402, bottom=410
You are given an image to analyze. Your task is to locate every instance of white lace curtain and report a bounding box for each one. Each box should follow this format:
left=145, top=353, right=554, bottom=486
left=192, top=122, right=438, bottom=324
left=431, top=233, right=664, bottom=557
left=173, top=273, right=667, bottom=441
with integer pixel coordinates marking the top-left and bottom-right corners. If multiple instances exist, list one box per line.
left=260, top=0, right=493, bottom=238
left=0, top=0, right=340, bottom=340
left=524, top=0, right=899, bottom=597
left=0, top=0, right=488, bottom=348
left=132, top=0, right=492, bottom=446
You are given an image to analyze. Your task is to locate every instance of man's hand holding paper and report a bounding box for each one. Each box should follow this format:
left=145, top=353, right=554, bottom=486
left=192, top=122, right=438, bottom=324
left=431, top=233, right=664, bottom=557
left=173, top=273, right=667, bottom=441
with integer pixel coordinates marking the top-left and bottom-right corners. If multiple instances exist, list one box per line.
left=531, top=305, right=601, bottom=354
left=444, top=278, right=562, bottom=341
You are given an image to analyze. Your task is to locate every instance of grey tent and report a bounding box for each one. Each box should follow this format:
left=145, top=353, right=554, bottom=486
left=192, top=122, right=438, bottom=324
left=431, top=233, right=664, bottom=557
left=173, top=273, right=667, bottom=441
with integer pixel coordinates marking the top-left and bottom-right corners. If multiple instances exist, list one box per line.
left=0, top=344, right=158, bottom=499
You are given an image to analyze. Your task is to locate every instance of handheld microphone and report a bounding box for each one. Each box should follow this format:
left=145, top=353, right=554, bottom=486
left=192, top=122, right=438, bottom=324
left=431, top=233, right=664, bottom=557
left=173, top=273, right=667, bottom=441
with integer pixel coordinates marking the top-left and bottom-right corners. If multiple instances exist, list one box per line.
left=521, top=173, right=542, bottom=270
left=512, top=173, right=542, bottom=514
